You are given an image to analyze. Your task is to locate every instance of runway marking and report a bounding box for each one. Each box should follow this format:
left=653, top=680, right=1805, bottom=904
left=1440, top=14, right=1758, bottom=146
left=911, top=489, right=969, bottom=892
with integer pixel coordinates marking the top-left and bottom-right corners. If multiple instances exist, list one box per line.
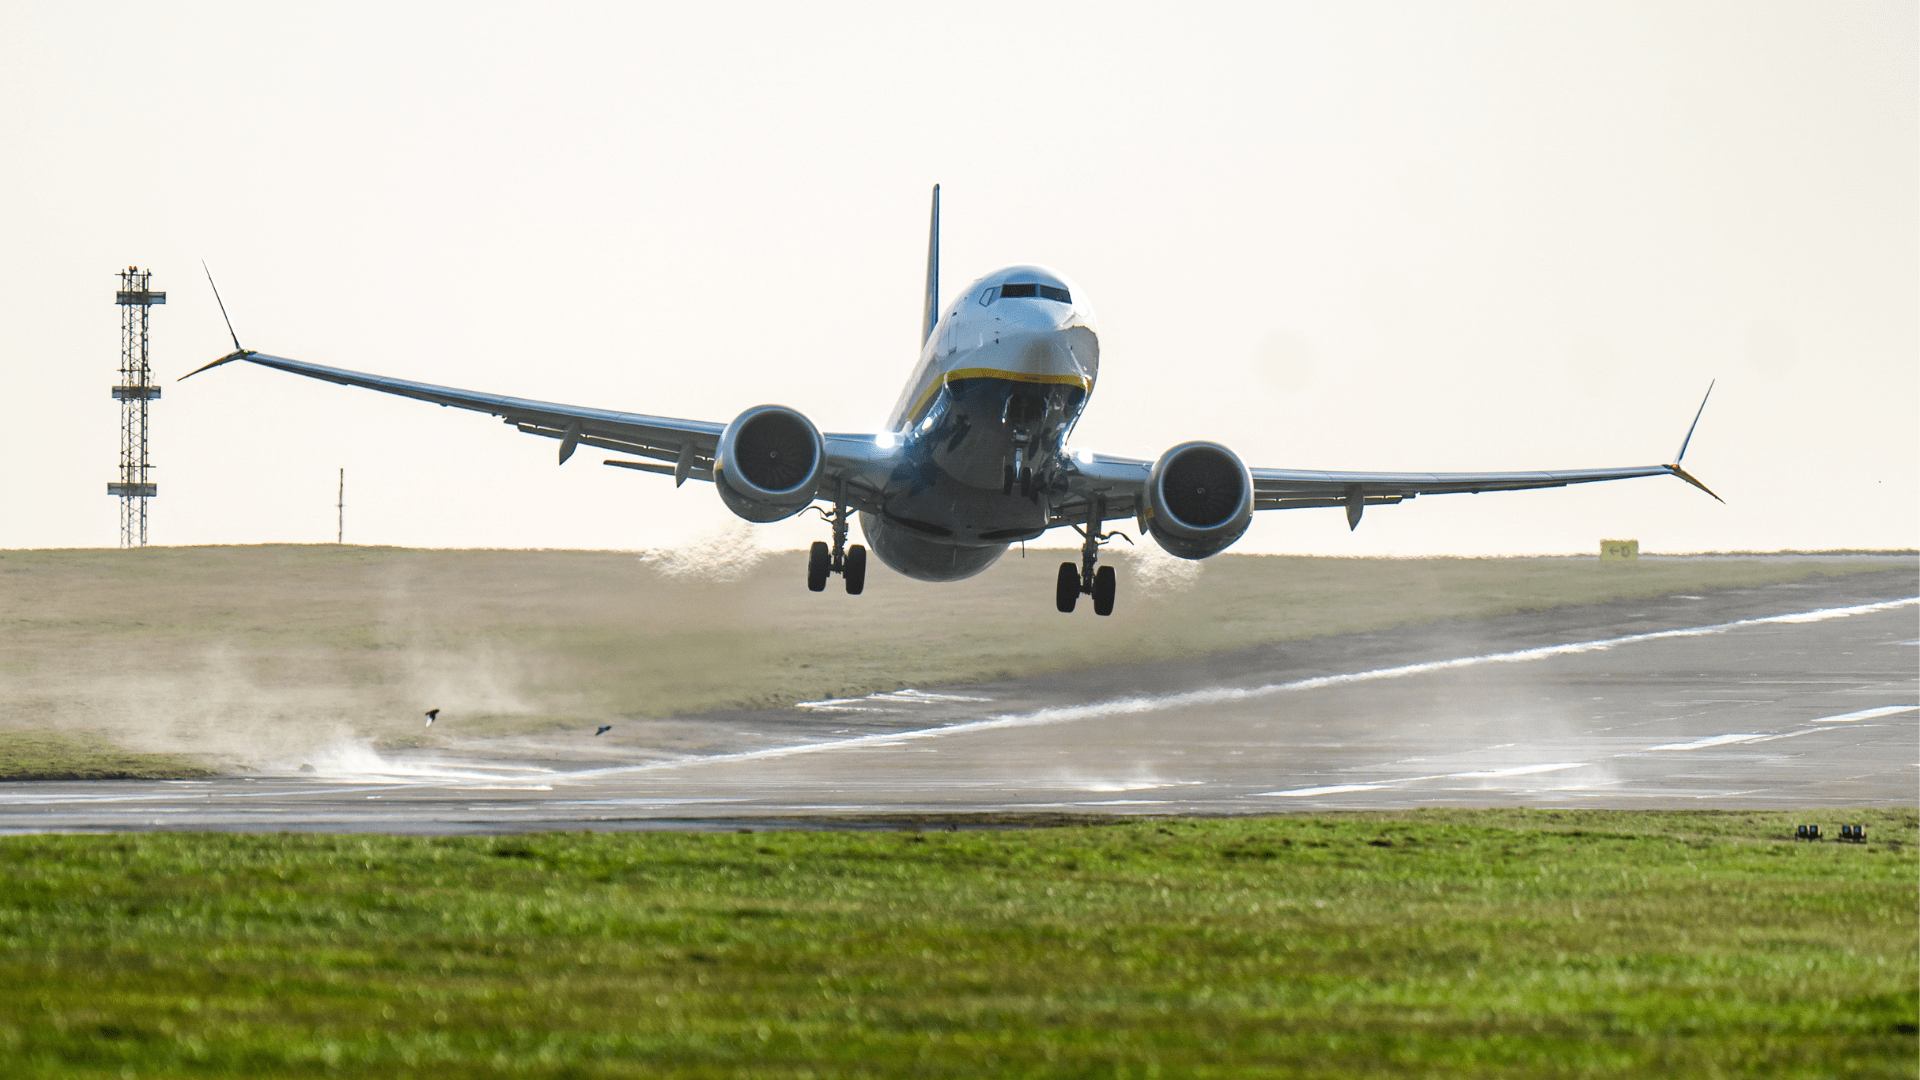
left=1256, top=763, right=1589, bottom=797
left=797, top=688, right=994, bottom=711
left=549, top=798, right=749, bottom=807
left=1647, top=734, right=1769, bottom=751
left=1256, top=705, right=1913, bottom=801
left=1807, top=705, right=1917, bottom=723
left=560, top=596, right=1918, bottom=781
left=872, top=690, right=995, bottom=703
left=1451, top=762, right=1588, bottom=777
left=1740, top=727, right=1837, bottom=743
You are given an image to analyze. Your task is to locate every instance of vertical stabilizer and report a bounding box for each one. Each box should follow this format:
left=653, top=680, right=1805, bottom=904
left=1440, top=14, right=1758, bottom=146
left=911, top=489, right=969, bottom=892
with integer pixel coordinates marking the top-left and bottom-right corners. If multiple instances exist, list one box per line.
left=921, top=184, right=941, bottom=345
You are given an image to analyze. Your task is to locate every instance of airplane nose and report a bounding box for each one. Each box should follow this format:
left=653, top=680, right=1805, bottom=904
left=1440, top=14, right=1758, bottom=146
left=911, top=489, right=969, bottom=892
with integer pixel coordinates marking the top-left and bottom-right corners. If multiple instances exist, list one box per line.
left=985, top=322, right=1098, bottom=386
left=994, top=299, right=1078, bottom=332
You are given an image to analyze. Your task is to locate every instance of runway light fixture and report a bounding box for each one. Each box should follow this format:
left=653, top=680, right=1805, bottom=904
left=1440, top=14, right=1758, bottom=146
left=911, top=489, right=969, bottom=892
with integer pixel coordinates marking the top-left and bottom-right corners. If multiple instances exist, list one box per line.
left=1839, top=824, right=1866, bottom=842
left=1795, top=824, right=1822, bottom=840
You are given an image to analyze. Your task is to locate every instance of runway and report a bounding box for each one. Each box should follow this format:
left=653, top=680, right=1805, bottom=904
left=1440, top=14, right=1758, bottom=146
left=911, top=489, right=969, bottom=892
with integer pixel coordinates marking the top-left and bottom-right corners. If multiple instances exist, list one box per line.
left=2, top=567, right=1913, bottom=832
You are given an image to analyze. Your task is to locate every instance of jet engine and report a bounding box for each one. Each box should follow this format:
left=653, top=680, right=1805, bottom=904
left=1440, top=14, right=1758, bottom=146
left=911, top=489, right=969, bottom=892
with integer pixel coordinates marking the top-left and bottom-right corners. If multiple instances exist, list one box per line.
left=712, top=404, right=825, bottom=522
left=1142, top=440, right=1253, bottom=560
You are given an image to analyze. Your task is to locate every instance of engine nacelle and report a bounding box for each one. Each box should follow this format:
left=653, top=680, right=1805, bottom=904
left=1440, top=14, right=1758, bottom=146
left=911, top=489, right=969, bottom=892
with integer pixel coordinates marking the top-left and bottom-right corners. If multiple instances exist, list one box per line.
left=1143, top=440, right=1253, bottom=560
left=712, top=404, right=825, bottom=522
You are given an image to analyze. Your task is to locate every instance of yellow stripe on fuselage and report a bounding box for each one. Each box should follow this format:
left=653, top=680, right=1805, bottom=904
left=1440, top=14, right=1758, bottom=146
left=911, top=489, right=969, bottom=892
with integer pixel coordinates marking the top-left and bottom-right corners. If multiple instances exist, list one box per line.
left=904, top=367, right=1092, bottom=426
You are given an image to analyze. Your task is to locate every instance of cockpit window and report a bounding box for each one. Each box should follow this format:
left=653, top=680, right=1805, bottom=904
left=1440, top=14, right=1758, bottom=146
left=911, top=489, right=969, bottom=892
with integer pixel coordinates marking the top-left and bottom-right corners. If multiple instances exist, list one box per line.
left=982, top=283, right=1071, bottom=305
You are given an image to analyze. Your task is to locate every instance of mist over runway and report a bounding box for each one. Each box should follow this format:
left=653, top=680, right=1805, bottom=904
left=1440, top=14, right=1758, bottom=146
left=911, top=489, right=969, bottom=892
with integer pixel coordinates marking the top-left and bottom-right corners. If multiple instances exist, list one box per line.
left=3, top=568, right=1912, bottom=833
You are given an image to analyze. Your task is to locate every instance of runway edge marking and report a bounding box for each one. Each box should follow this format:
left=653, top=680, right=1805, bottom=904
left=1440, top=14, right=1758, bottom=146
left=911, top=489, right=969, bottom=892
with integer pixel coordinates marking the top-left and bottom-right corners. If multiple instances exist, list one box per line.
left=565, top=596, right=1920, bottom=780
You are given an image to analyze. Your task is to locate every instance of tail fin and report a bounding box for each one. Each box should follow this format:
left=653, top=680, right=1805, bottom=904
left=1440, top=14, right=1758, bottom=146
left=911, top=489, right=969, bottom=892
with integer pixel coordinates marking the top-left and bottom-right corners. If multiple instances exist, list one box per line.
left=921, top=184, right=941, bottom=345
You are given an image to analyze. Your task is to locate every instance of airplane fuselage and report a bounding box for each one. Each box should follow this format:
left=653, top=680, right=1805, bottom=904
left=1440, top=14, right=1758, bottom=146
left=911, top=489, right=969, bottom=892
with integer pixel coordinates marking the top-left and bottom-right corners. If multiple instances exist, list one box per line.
left=859, top=265, right=1099, bottom=582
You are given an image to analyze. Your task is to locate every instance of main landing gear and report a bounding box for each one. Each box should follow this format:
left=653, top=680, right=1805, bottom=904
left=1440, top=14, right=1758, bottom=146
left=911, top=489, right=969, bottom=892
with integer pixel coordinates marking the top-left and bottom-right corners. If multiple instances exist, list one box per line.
left=807, top=482, right=866, bottom=595
left=1057, top=495, right=1125, bottom=616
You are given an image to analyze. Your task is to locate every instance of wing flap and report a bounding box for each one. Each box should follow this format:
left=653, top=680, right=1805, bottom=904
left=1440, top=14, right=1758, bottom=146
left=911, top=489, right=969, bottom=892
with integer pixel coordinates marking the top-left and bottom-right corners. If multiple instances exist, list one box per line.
left=1255, top=495, right=1407, bottom=511
left=515, top=422, right=713, bottom=469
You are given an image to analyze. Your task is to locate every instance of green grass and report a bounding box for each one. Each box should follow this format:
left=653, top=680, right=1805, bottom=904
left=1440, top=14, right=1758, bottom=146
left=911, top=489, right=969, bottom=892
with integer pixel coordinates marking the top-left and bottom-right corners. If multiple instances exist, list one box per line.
left=0, top=731, right=217, bottom=781
left=0, top=810, right=1912, bottom=1077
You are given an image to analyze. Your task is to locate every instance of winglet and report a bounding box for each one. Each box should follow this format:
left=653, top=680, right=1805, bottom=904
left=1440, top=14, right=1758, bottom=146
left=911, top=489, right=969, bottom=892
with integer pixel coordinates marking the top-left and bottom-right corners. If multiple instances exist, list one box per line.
left=1666, top=463, right=1724, bottom=503
left=1673, top=379, right=1714, bottom=464
left=179, top=350, right=250, bottom=381
left=181, top=262, right=251, bottom=381
left=920, top=184, right=940, bottom=346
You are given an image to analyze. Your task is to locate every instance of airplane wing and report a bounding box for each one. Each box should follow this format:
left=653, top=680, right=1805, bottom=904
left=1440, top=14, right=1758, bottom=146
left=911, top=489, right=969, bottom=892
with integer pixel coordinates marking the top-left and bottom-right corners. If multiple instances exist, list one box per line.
left=181, top=349, right=895, bottom=512
left=1055, top=453, right=1718, bottom=533
left=1053, top=382, right=1720, bottom=531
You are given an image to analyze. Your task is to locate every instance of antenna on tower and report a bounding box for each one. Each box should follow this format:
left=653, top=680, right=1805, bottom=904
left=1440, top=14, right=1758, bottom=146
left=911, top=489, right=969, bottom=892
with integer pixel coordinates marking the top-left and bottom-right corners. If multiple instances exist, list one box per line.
left=110, top=267, right=164, bottom=547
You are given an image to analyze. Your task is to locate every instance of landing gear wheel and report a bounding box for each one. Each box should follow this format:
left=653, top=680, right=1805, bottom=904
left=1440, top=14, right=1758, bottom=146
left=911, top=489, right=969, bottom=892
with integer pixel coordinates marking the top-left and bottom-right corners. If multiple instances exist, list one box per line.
left=1055, top=562, right=1080, bottom=613
left=1019, top=467, right=1033, bottom=498
left=807, top=541, right=830, bottom=592
left=1092, top=565, right=1116, bottom=616
left=843, top=544, right=867, bottom=595
left=1002, top=464, right=1015, bottom=496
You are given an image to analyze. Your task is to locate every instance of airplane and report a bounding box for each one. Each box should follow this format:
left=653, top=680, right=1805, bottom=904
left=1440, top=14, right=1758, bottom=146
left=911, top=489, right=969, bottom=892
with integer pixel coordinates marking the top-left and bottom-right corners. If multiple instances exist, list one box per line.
left=184, top=186, right=1719, bottom=615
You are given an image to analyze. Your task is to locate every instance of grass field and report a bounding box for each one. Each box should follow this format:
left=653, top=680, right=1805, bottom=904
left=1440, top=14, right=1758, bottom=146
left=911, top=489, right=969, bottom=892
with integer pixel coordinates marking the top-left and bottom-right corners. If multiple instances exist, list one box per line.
left=0, top=809, right=1911, bottom=1078
left=0, top=731, right=215, bottom=781
left=0, top=544, right=1907, bottom=773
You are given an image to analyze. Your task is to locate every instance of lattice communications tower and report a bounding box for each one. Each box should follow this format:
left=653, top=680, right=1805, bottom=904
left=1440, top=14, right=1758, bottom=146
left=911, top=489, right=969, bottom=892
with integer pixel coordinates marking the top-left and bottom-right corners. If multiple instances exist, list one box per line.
left=110, top=267, right=164, bottom=547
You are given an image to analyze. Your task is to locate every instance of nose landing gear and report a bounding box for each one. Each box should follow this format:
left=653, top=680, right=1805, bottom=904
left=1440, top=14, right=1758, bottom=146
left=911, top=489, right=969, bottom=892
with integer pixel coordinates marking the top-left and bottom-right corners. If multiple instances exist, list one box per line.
left=806, top=481, right=866, bottom=595
left=1002, top=440, right=1035, bottom=498
left=1056, top=495, right=1127, bottom=616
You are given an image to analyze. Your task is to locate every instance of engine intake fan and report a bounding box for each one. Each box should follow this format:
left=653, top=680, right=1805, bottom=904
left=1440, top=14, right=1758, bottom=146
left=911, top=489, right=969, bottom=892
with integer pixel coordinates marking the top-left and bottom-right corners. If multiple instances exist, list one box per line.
left=1143, top=440, right=1253, bottom=560
left=713, top=404, right=824, bottom=522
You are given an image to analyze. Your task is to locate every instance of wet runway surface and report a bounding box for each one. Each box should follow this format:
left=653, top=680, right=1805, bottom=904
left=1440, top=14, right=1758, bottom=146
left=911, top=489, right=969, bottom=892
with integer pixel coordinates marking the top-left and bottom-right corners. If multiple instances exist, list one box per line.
left=4, top=568, right=1914, bottom=833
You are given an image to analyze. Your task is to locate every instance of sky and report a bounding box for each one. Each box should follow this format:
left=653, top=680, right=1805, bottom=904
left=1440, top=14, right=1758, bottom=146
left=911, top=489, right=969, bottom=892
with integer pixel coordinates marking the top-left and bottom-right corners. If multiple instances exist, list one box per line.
left=3, top=2, right=1914, bottom=557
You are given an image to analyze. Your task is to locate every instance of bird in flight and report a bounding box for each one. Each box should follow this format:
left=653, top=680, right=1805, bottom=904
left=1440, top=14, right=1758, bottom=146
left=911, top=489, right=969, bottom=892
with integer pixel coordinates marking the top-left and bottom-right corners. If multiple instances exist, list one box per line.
left=425, top=708, right=440, bottom=728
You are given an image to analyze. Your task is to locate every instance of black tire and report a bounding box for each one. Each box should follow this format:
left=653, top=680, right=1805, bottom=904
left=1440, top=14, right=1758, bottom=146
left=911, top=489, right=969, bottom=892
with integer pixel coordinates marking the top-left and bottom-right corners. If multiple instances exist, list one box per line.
left=1092, top=564, right=1116, bottom=616
left=1002, top=464, right=1014, bottom=496
left=1055, top=562, right=1080, bottom=613
left=843, top=544, right=867, bottom=595
left=807, top=541, right=830, bottom=592
left=1019, top=467, right=1033, bottom=497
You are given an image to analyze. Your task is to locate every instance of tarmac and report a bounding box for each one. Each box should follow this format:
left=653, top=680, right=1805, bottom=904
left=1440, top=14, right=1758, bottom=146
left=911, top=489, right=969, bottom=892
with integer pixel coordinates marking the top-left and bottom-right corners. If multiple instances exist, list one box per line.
left=1, top=566, right=1912, bottom=833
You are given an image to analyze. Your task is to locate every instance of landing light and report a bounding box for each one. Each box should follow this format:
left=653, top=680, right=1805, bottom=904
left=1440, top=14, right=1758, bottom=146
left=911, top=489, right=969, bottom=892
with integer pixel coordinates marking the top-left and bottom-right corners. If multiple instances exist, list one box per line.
left=1073, top=447, right=1095, bottom=464
left=876, top=432, right=899, bottom=449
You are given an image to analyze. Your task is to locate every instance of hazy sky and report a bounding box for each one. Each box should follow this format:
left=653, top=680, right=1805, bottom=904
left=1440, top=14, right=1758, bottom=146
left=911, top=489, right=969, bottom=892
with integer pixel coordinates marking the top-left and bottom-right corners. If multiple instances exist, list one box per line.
left=4, top=3, right=1914, bottom=557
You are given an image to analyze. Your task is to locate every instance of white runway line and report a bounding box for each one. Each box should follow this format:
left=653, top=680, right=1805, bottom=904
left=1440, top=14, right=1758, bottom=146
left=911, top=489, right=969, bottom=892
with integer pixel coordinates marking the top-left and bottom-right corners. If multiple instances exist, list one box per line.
left=1451, top=762, right=1589, bottom=778
left=1737, top=727, right=1837, bottom=744
left=796, top=687, right=994, bottom=711
left=1258, top=704, right=1915, bottom=799
left=1647, top=734, right=1770, bottom=751
left=1256, top=763, right=1590, bottom=797
left=564, top=595, right=1918, bottom=782
left=1808, top=705, right=1918, bottom=723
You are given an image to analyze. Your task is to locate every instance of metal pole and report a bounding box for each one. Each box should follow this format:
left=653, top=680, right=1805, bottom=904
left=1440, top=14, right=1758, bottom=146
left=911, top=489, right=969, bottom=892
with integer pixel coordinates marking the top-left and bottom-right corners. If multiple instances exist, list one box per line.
left=337, top=468, right=344, bottom=544
left=112, top=268, right=162, bottom=548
